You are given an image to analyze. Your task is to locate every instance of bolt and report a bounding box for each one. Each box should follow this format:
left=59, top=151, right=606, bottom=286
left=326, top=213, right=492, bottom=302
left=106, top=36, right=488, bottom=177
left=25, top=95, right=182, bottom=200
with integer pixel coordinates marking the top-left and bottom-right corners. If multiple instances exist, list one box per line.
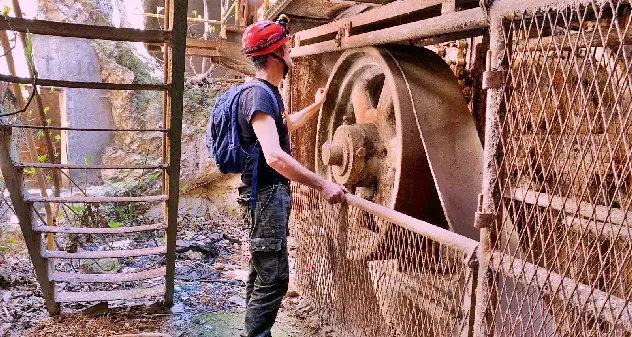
left=355, top=147, right=366, bottom=158
left=322, top=143, right=344, bottom=166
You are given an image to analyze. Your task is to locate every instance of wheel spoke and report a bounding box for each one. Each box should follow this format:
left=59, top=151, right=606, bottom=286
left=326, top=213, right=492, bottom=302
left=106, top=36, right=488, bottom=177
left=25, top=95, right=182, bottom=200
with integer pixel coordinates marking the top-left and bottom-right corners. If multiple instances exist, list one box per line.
left=377, top=82, right=393, bottom=116
left=352, top=82, right=376, bottom=124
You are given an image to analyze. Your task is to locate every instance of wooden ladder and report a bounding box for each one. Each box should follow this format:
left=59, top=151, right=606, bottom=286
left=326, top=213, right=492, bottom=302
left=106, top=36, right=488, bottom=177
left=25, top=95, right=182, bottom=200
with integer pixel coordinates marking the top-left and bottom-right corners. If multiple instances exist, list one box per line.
left=0, top=0, right=187, bottom=315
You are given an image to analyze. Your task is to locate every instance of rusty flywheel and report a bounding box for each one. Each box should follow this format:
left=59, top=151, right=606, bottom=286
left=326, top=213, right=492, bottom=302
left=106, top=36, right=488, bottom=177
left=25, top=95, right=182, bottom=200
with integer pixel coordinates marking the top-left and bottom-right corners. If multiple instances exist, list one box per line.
left=315, top=45, right=483, bottom=260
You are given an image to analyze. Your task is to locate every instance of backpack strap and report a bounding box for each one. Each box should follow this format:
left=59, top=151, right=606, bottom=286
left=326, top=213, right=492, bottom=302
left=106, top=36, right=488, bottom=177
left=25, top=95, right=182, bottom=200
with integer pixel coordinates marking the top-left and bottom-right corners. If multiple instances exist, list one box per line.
left=240, top=80, right=281, bottom=210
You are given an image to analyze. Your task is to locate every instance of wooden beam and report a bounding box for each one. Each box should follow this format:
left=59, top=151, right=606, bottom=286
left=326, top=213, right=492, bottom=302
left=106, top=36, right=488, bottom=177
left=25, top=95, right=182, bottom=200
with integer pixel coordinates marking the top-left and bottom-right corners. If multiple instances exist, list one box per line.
left=164, top=0, right=187, bottom=308
left=34, top=223, right=167, bottom=234
left=492, top=252, right=632, bottom=332
left=186, top=47, right=220, bottom=57
left=0, top=128, right=59, bottom=314
left=0, top=74, right=170, bottom=91
left=161, top=0, right=172, bottom=307
left=294, top=0, right=444, bottom=43
left=26, top=195, right=168, bottom=203
left=51, top=267, right=166, bottom=283
left=15, top=163, right=167, bottom=170
left=42, top=246, right=166, bottom=259
left=2, top=124, right=168, bottom=132
left=0, top=16, right=171, bottom=43
left=138, top=12, right=221, bottom=25
left=564, top=216, right=632, bottom=241
left=510, top=188, right=632, bottom=227
left=0, top=29, right=56, bottom=251
left=55, top=285, right=165, bottom=303
left=12, top=1, right=62, bottom=234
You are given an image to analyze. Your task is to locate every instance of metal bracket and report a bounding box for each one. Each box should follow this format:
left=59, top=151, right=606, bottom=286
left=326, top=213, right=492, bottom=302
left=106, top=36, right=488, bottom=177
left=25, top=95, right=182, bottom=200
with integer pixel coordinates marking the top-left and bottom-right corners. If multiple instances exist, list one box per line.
left=482, top=70, right=507, bottom=90
left=441, top=0, right=456, bottom=14
left=474, top=193, right=495, bottom=229
left=479, top=0, right=493, bottom=16
left=335, top=22, right=352, bottom=48
left=474, top=211, right=495, bottom=229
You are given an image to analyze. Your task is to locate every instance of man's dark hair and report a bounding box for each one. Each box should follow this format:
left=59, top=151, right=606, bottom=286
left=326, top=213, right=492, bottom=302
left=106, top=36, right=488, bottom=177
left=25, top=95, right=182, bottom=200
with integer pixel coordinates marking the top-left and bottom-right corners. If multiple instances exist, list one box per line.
left=250, top=54, right=269, bottom=70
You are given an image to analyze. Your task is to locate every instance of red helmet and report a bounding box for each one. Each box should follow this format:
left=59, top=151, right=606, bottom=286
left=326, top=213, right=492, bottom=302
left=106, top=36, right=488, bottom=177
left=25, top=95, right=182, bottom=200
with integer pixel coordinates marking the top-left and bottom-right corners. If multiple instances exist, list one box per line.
left=242, top=16, right=290, bottom=57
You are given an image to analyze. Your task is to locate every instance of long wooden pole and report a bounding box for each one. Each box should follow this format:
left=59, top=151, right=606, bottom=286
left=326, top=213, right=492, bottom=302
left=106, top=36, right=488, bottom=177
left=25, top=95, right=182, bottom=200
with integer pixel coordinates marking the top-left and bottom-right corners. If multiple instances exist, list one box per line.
left=0, top=32, right=55, bottom=248
left=0, top=128, right=59, bottom=314
left=12, top=1, right=62, bottom=251
left=164, top=0, right=187, bottom=306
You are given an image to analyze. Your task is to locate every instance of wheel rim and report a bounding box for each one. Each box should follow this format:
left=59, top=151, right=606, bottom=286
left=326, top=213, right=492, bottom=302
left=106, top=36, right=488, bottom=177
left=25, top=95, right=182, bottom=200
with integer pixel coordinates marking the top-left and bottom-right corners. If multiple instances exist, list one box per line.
left=313, top=45, right=484, bottom=335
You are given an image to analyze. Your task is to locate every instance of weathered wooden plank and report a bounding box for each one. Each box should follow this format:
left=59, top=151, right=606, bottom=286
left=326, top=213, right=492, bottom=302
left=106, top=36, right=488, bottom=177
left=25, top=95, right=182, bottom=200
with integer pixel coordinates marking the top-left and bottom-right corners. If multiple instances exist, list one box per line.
left=492, top=251, right=632, bottom=332
left=294, top=0, right=444, bottom=43
left=0, top=74, right=170, bottom=91
left=164, top=0, right=187, bottom=307
left=42, top=246, right=166, bottom=259
left=0, top=128, right=59, bottom=314
left=55, top=285, right=165, bottom=302
left=564, top=216, right=632, bottom=241
left=0, top=30, right=57, bottom=252
left=50, top=267, right=166, bottom=283
left=34, top=223, right=167, bottom=234
left=510, top=188, right=632, bottom=227
left=1, top=124, right=168, bottom=132
left=0, top=16, right=170, bottom=43
left=26, top=195, right=168, bottom=203
left=15, top=163, right=167, bottom=170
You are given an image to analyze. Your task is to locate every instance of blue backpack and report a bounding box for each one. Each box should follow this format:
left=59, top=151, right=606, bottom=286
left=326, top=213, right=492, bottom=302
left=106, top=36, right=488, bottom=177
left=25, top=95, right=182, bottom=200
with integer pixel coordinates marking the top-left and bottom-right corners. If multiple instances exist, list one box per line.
left=206, top=80, right=280, bottom=208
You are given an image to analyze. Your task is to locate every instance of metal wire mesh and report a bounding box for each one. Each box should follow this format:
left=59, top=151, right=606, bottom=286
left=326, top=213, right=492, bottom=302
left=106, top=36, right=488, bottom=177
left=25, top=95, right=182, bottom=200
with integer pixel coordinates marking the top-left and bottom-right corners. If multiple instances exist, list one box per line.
left=290, top=183, right=478, bottom=337
left=487, top=1, right=632, bottom=335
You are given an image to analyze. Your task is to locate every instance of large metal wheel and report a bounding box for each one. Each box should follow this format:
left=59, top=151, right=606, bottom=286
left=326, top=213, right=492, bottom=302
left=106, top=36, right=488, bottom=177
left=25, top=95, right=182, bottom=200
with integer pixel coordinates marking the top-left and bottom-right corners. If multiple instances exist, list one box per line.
left=314, top=45, right=483, bottom=336
left=316, top=45, right=483, bottom=259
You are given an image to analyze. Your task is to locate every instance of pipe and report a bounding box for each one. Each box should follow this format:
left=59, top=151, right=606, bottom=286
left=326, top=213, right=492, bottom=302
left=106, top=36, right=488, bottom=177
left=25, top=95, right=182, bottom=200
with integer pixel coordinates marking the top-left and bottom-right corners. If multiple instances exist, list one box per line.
left=291, top=8, right=488, bottom=58
left=473, top=13, right=507, bottom=337
left=491, top=0, right=615, bottom=18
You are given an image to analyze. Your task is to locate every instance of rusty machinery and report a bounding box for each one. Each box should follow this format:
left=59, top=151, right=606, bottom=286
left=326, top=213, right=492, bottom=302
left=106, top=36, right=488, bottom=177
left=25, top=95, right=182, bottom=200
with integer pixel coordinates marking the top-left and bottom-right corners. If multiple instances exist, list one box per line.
left=280, top=0, right=632, bottom=336
left=284, top=0, right=486, bottom=335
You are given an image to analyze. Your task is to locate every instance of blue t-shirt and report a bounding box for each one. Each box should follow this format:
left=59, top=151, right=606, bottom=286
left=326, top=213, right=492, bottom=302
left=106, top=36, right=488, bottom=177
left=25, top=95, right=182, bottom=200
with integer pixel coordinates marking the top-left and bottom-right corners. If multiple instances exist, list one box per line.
left=237, top=79, right=291, bottom=188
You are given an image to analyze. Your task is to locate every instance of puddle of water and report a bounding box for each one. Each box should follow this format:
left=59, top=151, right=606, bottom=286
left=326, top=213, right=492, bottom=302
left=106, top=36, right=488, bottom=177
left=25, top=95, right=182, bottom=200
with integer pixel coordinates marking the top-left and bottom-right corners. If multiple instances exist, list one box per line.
left=190, top=311, right=298, bottom=337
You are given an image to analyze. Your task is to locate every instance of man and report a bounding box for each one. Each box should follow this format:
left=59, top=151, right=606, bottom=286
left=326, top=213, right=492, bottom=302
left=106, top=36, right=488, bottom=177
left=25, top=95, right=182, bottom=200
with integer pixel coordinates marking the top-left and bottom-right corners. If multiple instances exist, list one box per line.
left=237, top=17, right=348, bottom=337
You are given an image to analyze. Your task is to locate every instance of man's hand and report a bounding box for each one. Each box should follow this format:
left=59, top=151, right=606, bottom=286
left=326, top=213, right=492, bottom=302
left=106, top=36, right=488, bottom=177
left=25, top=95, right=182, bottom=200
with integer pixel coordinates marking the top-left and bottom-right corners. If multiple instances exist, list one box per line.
left=314, top=87, right=328, bottom=107
left=320, top=180, right=349, bottom=204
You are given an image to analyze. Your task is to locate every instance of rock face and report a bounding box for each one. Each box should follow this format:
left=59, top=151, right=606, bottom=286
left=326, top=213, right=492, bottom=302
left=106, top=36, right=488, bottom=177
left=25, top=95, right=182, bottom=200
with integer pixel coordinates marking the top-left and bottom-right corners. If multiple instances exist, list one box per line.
left=32, top=0, right=232, bottom=192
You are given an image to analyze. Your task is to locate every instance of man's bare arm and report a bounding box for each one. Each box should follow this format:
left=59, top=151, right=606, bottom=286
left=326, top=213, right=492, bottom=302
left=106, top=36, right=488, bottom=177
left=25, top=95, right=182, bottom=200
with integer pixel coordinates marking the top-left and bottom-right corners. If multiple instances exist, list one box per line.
left=286, top=87, right=327, bottom=133
left=251, top=111, right=347, bottom=204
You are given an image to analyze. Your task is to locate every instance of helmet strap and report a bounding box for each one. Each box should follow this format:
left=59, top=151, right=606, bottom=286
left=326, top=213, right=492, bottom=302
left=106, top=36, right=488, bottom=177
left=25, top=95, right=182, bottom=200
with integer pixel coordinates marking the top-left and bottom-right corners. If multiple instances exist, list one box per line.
left=268, top=52, right=289, bottom=79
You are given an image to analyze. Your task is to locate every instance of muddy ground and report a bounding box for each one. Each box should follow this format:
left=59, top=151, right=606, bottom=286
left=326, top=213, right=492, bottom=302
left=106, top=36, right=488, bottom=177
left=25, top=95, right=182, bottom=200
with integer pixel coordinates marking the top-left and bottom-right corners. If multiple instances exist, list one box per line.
left=0, top=175, right=337, bottom=337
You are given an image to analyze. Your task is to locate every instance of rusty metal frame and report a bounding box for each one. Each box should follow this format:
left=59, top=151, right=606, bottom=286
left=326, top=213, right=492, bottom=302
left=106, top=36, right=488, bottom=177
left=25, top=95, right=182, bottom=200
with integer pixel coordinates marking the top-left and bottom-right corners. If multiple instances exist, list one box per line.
left=474, top=0, right=631, bottom=336
left=291, top=7, right=488, bottom=57
left=164, top=0, right=187, bottom=307
left=0, top=0, right=188, bottom=314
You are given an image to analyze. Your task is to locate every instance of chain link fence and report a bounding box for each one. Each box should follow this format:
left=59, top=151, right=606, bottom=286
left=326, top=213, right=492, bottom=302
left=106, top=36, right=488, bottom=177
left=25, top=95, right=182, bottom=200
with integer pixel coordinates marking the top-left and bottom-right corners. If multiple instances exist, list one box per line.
left=288, top=1, right=632, bottom=336
left=483, top=0, right=632, bottom=335
left=290, top=183, right=479, bottom=337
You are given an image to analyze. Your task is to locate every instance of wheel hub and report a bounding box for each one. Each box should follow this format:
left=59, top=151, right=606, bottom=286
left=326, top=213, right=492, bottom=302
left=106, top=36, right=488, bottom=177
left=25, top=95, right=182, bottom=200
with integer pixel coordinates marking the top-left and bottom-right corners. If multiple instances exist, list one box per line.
left=321, top=124, right=381, bottom=187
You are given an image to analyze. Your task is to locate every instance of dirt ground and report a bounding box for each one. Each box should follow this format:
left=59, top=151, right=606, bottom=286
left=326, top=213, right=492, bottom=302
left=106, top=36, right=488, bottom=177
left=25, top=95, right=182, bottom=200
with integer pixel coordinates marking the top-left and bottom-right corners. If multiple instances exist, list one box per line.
left=0, top=175, right=337, bottom=337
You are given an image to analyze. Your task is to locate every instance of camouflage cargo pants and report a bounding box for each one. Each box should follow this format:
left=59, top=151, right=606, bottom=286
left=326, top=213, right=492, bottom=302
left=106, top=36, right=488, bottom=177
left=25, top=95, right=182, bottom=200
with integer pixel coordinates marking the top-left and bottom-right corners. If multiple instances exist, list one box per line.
left=238, top=183, right=291, bottom=337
